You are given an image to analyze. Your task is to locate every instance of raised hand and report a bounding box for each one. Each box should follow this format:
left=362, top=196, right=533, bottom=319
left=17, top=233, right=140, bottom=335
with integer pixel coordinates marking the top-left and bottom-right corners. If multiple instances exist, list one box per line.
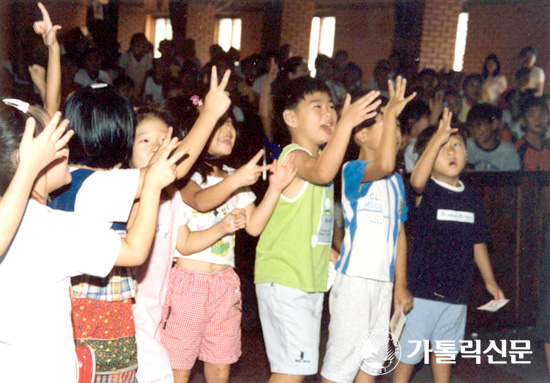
left=266, top=58, right=279, bottom=85
left=28, top=65, right=46, bottom=87
left=18, top=111, right=73, bottom=177
left=231, top=149, right=273, bottom=188
left=146, top=130, right=188, bottom=189
left=220, top=208, right=246, bottom=234
left=202, top=66, right=232, bottom=120
left=268, top=151, right=297, bottom=191
left=34, top=2, right=61, bottom=48
left=339, top=90, right=381, bottom=129
left=385, top=76, right=416, bottom=117
left=434, top=107, right=457, bottom=144
left=429, top=91, right=445, bottom=123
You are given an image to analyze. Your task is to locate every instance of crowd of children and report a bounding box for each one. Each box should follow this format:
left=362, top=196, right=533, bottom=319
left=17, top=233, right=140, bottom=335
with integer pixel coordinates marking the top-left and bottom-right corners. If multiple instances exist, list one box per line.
left=1, top=3, right=549, bottom=383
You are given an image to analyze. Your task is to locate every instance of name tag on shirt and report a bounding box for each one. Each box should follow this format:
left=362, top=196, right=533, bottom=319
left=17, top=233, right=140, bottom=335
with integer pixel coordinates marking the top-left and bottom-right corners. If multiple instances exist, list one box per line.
left=437, top=209, right=475, bottom=224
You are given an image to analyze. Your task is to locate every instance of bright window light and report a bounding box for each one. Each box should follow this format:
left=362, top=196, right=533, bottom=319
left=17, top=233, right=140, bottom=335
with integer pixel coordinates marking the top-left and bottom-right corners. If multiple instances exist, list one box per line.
left=154, top=18, right=172, bottom=58
left=308, top=16, right=336, bottom=77
left=218, top=18, right=242, bottom=52
left=453, top=12, right=469, bottom=72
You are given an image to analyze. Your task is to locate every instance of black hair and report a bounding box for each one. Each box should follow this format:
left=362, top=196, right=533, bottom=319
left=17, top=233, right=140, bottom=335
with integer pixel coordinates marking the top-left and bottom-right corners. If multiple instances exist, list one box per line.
left=161, top=94, right=202, bottom=140
left=463, top=73, right=483, bottom=90
left=519, top=46, right=537, bottom=58
left=352, top=95, right=389, bottom=136
left=64, top=85, right=134, bottom=168
left=272, top=76, right=330, bottom=147
left=466, top=103, right=502, bottom=126
left=514, top=67, right=531, bottom=83
left=519, top=96, right=549, bottom=120
left=482, top=54, right=501, bottom=79
left=414, top=123, right=467, bottom=158
left=0, top=104, right=44, bottom=195
left=280, top=56, right=306, bottom=78
left=398, top=99, right=430, bottom=134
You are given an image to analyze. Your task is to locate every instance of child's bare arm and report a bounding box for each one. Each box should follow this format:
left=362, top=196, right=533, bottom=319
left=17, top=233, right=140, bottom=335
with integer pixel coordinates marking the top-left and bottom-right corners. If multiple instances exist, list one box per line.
left=180, top=150, right=272, bottom=212
left=33, top=2, right=61, bottom=117
left=393, top=224, right=413, bottom=314
left=115, top=137, right=185, bottom=266
left=176, top=208, right=246, bottom=255
left=174, top=66, right=232, bottom=179
left=410, top=108, right=456, bottom=199
left=294, top=91, right=381, bottom=185
left=474, top=243, right=505, bottom=301
left=244, top=152, right=297, bottom=236
left=0, top=113, right=71, bottom=255
left=363, top=77, right=416, bottom=182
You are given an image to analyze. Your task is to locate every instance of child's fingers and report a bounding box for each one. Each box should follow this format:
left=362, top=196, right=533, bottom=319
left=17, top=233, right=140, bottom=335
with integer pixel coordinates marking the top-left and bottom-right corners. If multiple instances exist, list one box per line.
left=54, top=147, right=69, bottom=160
left=218, top=69, right=231, bottom=90
left=364, top=98, right=382, bottom=115
left=37, top=2, right=52, bottom=26
left=248, top=149, right=265, bottom=165
left=388, top=78, right=395, bottom=99
left=21, top=117, right=36, bottom=148
left=51, top=118, right=70, bottom=142
left=209, top=66, right=218, bottom=91
left=403, top=91, right=417, bottom=104
left=256, top=164, right=273, bottom=174
left=342, top=93, right=351, bottom=111
left=44, top=111, right=62, bottom=136
left=358, top=90, right=381, bottom=107
left=168, top=146, right=189, bottom=165
left=53, top=123, right=72, bottom=150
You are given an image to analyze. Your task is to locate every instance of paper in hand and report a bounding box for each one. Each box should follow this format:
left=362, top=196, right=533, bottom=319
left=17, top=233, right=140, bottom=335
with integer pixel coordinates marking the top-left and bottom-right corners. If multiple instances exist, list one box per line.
left=477, top=299, right=509, bottom=312
left=390, top=306, right=406, bottom=340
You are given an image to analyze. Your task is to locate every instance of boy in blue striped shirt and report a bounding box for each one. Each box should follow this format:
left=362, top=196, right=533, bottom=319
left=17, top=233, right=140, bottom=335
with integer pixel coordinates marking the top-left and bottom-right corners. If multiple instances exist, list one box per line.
left=321, top=77, right=415, bottom=383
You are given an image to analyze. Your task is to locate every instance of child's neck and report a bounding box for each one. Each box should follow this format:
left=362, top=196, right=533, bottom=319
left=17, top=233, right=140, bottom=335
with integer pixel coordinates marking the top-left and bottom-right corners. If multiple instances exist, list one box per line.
left=358, top=147, right=377, bottom=162
left=431, top=172, right=461, bottom=187
left=70, top=164, right=114, bottom=171
left=476, top=136, right=499, bottom=151
left=292, top=137, right=320, bottom=157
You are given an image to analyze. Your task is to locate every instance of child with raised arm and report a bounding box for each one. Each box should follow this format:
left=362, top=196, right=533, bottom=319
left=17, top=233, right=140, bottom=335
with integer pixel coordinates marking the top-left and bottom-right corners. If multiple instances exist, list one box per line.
left=321, top=77, right=415, bottom=383
left=254, top=76, right=381, bottom=383
left=0, top=105, right=72, bottom=255
left=0, top=105, right=182, bottom=383
left=160, top=103, right=297, bottom=383
left=393, top=109, right=505, bottom=383
left=50, top=67, right=231, bottom=382
left=128, top=106, right=247, bottom=383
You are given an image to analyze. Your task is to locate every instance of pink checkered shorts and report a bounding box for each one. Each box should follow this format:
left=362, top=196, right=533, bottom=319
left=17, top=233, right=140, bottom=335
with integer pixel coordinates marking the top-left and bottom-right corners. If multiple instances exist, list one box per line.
left=160, top=266, right=242, bottom=370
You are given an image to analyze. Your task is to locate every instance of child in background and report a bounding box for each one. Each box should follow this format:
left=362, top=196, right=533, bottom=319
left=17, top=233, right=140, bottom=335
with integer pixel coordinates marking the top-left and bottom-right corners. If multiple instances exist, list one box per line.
left=393, top=109, right=505, bottom=383
left=0, top=107, right=182, bottom=383
left=458, top=74, right=483, bottom=123
left=129, top=106, right=246, bottom=383
left=515, top=97, right=550, bottom=170
left=160, top=103, right=297, bottom=383
left=399, top=99, right=430, bottom=172
left=255, top=77, right=381, bottom=383
left=321, top=77, right=415, bottom=383
left=51, top=68, right=232, bottom=382
left=466, top=103, right=521, bottom=171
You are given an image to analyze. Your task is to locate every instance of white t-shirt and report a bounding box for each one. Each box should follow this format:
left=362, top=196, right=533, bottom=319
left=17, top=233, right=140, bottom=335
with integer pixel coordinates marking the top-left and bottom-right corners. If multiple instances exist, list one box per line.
left=176, top=166, right=256, bottom=267
left=72, top=167, right=140, bottom=227
left=144, top=76, right=164, bottom=102
left=0, top=200, right=121, bottom=383
left=528, top=66, right=545, bottom=92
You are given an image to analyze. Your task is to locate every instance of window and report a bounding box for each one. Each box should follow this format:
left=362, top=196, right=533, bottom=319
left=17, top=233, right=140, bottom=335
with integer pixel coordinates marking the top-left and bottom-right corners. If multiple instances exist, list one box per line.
left=217, top=18, right=242, bottom=52
left=153, top=17, right=172, bottom=58
left=453, top=12, right=469, bottom=72
left=308, top=16, right=336, bottom=77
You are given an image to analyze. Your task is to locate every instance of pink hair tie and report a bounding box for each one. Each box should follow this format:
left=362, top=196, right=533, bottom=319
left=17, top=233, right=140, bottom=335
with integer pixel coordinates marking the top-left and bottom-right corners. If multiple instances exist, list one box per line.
left=190, top=95, right=203, bottom=106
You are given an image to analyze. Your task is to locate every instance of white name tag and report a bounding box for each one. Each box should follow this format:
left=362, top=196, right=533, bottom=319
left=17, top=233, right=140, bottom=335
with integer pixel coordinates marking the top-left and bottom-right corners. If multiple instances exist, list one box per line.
left=437, top=209, right=475, bottom=224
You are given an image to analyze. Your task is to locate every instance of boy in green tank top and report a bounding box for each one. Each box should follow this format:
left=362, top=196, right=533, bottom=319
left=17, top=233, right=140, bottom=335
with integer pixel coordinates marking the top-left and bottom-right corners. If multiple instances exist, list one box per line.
left=255, top=77, right=381, bottom=383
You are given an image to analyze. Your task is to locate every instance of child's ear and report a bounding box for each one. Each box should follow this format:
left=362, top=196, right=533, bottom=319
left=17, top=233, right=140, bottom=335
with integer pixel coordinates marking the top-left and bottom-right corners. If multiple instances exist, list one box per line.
left=283, top=109, right=298, bottom=129
left=355, top=127, right=368, bottom=143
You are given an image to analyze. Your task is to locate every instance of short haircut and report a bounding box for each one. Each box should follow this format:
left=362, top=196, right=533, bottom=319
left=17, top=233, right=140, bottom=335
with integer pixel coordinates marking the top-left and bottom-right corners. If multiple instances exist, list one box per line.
left=0, top=104, right=45, bottom=195
left=519, top=96, right=549, bottom=119
left=64, top=85, right=134, bottom=169
left=466, top=103, right=502, bottom=126
left=398, top=99, right=430, bottom=134
left=519, top=46, right=537, bottom=58
left=281, top=76, right=330, bottom=112
left=414, top=123, right=467, bottom=158
left=352, top=96, right=388, bottom=136
left=463, top=73, right=483, bottom=90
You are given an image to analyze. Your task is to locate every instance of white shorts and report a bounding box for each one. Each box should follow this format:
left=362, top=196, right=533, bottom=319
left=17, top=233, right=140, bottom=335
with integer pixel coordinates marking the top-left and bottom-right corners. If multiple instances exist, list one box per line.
left=321, top=273, right=393, bottom=382
left=256, top=283, right=324, bottom=375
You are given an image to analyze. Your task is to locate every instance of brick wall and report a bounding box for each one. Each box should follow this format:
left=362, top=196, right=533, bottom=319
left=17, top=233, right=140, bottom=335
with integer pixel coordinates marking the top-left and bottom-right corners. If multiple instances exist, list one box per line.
left=333, top=4, right=395, bottom=85
left=463, top=2, right=550, bottom=93
left=186, top=2, right=216, bottom=65
left=118, top=2, right=147, bottom=52
left=280, top=0, right=315, bottom=59
left=418, top=0, right=462, bottom=71
left=240, top=10, right=263, bottom=59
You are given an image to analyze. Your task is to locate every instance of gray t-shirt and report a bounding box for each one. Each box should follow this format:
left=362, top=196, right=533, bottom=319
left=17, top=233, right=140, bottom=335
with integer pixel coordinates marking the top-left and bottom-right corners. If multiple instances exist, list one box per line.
left=466, top=137, right=521, bottom=171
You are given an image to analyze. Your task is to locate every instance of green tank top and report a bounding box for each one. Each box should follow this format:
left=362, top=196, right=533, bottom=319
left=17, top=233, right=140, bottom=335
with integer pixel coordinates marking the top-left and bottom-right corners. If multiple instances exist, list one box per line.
left=255, top=144, right=334, bottom=292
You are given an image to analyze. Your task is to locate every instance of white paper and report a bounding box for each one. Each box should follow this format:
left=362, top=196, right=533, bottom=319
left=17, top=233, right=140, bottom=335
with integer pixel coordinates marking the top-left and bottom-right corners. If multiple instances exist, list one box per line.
left=389, top=306, right=406, bottom=340
left=477, top=299, right=510, bottom=312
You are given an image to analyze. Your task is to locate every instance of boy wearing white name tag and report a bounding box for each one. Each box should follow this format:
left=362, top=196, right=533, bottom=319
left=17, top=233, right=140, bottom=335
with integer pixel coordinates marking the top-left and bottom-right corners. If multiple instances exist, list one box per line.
left=393, top=109, right=505, bottom=383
